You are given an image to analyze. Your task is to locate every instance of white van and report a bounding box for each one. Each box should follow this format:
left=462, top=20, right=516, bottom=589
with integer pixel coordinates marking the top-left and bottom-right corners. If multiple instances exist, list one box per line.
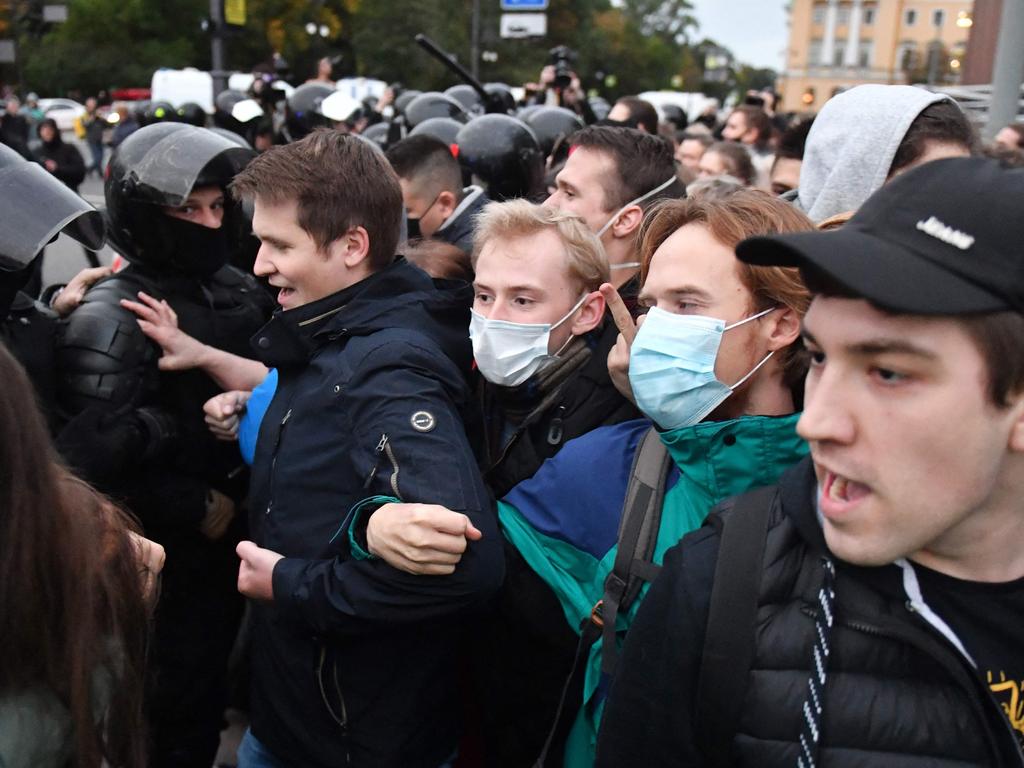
left=150, top=68, right=215, bottom=112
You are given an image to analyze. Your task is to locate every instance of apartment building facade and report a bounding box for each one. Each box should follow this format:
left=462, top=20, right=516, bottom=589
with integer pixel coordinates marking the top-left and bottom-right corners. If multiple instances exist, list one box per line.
left=778, top=0, right=974, bottom=110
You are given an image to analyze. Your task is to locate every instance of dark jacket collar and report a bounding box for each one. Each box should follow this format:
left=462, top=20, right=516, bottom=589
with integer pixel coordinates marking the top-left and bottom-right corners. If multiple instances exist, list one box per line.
left=250, top=258, right=473, bottom=371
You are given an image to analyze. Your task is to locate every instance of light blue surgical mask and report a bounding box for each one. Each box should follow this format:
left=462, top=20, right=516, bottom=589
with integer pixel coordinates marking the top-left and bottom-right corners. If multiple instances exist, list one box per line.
left=628, top=305, right=777, bottom=430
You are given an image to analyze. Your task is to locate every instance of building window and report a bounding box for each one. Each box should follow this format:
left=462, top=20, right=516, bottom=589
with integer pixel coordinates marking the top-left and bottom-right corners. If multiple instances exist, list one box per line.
left=863, top=6, right=875, bottom=24
left=933, top=9, right=945, bottom=27
left=837, top=6, right=850, bottom=24
left=809, top=39, right=823, bottom=66
left=833, top=41, right=846, bottom=67
left=898, top=42, right=919, bottom=70
left=859, top=39, right=874, bottom=68
left=813, top=3, right=826, bottom=24
left=905, top=8, right=917, bottom=25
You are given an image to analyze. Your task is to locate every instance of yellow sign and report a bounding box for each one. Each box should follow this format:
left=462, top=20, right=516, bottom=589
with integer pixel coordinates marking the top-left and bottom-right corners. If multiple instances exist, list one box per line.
left=224, top=0, right=246, bottom=26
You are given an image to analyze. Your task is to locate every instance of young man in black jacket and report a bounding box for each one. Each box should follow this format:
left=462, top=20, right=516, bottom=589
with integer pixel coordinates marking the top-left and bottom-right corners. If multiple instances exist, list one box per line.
left=230, top=129, right=503, bottom=768
left=597, top=157, right=1024, bottom=766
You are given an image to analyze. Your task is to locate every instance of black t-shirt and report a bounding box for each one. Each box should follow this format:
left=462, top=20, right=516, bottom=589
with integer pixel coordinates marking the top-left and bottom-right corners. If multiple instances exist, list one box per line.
left=915, top=562, right=1024, bottom=749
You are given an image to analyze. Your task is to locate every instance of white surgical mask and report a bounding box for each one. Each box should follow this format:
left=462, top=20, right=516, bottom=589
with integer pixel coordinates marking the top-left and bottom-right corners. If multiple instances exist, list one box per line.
left=470, top=295, right=587, bottom=387
left=628, top=305, right=777, bottom=430
left=596, top=176, right=678, bottom=237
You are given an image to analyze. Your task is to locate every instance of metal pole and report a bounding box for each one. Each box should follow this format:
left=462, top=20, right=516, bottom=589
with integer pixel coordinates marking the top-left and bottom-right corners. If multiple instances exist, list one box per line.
left=470, top=0, right=481, bottom=81
left=986, top=0, right=1024, bottom=139
left=210, top=0, right=228, bottom=97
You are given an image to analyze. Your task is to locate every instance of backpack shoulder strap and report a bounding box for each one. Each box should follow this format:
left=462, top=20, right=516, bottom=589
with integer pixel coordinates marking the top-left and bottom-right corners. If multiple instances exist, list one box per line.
left=599, top=426, right=672, bottom=676
left=695, top=484, right=778, bottom=768
left=533, top=426, right=672, bottom=767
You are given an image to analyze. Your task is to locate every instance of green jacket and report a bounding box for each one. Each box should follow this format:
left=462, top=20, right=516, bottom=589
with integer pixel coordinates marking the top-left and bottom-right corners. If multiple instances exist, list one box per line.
left=498, top=414, right=808, bottom=766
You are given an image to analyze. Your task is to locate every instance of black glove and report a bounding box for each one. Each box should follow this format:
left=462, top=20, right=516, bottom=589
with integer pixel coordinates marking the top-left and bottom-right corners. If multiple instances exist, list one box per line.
left=55, top=404, right=177, bottom=489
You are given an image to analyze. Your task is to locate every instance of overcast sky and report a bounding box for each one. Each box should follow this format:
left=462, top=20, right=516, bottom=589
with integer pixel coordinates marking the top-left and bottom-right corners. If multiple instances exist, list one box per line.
left=689, top=0, right=790, bottom=71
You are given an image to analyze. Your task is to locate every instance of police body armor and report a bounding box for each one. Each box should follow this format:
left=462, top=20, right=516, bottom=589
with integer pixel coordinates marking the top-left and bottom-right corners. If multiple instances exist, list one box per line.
left=56, top=123, right=273, bottom=524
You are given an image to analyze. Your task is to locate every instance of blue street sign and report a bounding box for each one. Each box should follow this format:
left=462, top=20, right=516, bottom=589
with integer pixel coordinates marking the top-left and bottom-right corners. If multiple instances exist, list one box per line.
left=500, top=0, right=548, bottom=9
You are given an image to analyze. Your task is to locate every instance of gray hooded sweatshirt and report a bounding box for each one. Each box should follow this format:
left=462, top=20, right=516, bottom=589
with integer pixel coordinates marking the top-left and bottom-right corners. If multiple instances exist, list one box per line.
left=797, top=84, right=951, bottom=223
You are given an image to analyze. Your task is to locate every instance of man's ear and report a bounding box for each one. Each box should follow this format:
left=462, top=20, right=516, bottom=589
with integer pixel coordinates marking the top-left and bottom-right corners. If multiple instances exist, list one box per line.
left=1007, top=394, right=1024, bottom=454
left=611, top=204, right=644, bottom=239
left=437, top=190, right=458, bottom=220
left=339, top=225, right=372, bottom=270
left=570, top=290, right=606, bottom=336
left=763, top=306, right=801, bottom=352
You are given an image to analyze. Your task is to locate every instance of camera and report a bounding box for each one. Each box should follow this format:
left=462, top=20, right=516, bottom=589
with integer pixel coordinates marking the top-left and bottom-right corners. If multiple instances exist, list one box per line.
left=548, top=45, right=577, bottom=90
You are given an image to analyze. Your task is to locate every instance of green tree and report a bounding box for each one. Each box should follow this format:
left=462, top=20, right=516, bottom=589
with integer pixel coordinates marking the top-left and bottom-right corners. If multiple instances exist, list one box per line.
left=20, top=0, right=206, bottom=95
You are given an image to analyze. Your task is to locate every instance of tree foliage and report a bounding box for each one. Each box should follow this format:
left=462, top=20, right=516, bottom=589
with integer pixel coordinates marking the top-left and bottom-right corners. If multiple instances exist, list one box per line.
left=2, top=0, right=774, bottom=104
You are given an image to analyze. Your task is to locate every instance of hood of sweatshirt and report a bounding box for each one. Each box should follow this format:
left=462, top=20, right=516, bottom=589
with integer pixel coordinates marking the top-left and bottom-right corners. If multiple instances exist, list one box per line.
left=797, top=85, right=951, bottom=223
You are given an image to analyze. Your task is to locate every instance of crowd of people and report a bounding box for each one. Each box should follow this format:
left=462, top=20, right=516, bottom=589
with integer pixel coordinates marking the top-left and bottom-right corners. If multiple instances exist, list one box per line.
left=2, top=58, right=1024, bottom=768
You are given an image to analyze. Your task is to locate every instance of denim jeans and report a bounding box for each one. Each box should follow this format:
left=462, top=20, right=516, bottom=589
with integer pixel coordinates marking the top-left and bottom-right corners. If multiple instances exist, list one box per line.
left=237, top=728, right=456, bottom=768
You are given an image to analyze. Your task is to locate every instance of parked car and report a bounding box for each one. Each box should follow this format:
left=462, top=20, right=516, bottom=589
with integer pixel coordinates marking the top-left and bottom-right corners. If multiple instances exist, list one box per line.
left=37, top=97, right=86, bottom=132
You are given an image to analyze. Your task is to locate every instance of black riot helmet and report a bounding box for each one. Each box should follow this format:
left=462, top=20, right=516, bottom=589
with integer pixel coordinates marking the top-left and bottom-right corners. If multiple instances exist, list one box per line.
left=0, top=143, right=105, bottom=312
left=284, top=82, right=335, bottom=140
left=142, top=101, right=177, bottom=126
left=393, top=89, right=422, bottom=117
left=405, top=92, right=468, bottom=128
left=208, top=126, right=254, bottom=150
left=523, top=106, right=584, bottom=158
left=212, top=89, right=264, bottom=137
left=444, top=84, right=483, bottom=115
left=455, top=115, right=543, bottom=201
left=176, top=102, right=208, bottom=127
left=483, top=82, right=517, bottom=114
left=516, top=104, right=544, bottom=123
left=213, top=89, right=264, bottom=137
left=361, top=122, right=391, bottom=150
left=409, top=117, right=462, bottom=147
left=104, top=123, right=255, bottom=277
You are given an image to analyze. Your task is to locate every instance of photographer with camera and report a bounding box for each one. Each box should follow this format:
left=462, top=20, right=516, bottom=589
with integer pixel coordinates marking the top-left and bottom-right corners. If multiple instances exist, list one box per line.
left=524, top=46, right=598, bottom=125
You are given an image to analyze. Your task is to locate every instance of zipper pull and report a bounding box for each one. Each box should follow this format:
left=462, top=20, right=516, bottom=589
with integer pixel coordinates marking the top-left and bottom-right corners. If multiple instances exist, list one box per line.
left=281, top=408, right=292, bottom=426
left=546, top=406, right=566, bottom=446
left=363, top=433, right=388, bottom=489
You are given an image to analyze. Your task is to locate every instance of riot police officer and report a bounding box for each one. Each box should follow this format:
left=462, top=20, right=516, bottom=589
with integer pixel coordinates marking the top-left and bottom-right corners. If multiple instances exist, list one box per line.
left=0, top=142, right=104, bottom=422
left=56, top=122, right=275, bottom=768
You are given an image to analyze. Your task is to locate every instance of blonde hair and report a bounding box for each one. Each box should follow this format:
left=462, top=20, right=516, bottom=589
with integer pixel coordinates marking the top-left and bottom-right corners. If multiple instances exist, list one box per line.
left=472, top=199, right=611, bottom=291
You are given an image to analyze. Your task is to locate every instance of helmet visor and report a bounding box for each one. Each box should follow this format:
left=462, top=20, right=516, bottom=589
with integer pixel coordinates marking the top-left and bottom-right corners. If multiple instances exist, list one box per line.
left=128, top=128, right=254, bottom=207
left=0, top=161, right=105, bottom=270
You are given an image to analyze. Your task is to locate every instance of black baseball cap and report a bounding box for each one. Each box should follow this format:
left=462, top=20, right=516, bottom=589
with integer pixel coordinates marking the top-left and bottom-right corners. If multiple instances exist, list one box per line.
left=737, top=157, right=1024, bottom=315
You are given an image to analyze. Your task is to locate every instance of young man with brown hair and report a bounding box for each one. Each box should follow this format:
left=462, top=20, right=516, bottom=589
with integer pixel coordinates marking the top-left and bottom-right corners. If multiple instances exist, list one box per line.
left=545, top=126, right=682, bottom=299
left=598, top=157, right=1024, bottom=767
left=228, top=129, right=503, bottom=768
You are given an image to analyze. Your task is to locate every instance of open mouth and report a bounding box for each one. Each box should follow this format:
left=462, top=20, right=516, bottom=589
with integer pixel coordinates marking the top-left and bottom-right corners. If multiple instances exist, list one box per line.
left=277, top=286, right=295, bottom=304
left=820, top=469, right=871, bottom=514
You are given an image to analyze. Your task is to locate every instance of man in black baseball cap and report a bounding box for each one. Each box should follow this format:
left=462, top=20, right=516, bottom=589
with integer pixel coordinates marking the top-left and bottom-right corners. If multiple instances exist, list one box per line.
left=597, top=157, right=1024, bottom=766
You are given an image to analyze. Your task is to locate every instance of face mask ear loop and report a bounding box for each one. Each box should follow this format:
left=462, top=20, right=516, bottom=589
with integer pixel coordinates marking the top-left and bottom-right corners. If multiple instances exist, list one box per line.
left=728, top=349, right=775, bottom=391
left=723, top=305, right=778, bottom=332
left=596, top=175, right=679, bottom=238
left=550, top=294, right=589, bottom=356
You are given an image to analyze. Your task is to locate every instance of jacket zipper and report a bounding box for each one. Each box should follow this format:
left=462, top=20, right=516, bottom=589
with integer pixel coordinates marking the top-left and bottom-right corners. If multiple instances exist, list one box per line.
left=363, top=433, right=402, bottom=500
left=266, top=407, right=292, bottom=516
left=317, top=645, right=351, bottom=765
left=801, top=603, right=1024, bottom=761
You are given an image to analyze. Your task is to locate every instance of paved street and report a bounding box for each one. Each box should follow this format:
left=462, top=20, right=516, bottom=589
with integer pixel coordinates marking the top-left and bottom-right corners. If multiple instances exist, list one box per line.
left=40, top=135, right=118, bottom=290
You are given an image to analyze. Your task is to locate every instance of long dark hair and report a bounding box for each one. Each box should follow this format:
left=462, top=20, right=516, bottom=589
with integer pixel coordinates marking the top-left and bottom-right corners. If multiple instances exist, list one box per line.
left=0, top=343, right=149, bottom=767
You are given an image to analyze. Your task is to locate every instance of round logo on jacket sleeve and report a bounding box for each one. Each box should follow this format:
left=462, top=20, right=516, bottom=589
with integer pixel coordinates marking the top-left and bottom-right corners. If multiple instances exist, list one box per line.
left=410, top=411, right=436, bottom=432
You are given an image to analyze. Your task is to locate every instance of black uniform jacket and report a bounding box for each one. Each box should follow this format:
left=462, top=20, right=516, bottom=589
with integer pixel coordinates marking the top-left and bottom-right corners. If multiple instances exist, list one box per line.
left=247, top=258, right=504, bottom=768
